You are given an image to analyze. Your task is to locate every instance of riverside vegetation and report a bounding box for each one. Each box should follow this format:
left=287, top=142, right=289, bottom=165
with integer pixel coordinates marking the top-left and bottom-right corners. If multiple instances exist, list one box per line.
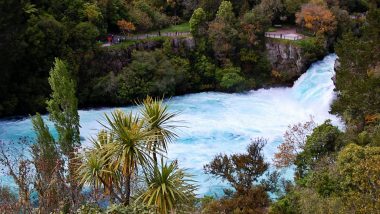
left=0, top=0, right=379, bottom=213
left=1, top=0, right=353, bottom=117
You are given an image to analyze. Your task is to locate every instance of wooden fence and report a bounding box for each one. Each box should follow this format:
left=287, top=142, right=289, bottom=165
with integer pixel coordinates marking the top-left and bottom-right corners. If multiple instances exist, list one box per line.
left=265, top=32, right=303, bottom=40
left=117, top=32, right=191, bottom=41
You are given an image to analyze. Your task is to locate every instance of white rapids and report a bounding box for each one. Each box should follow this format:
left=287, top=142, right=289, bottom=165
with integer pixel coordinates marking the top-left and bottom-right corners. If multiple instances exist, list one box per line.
left=0, top=54, right=342, bottom=195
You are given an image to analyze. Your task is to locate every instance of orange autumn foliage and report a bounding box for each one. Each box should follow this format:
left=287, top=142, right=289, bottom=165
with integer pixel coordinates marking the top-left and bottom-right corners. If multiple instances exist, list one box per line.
left=296, top=3, right=337, bottom=35
left=273, top=118, right=316, bottom=168
left=117, top=19, right=136, bottom=35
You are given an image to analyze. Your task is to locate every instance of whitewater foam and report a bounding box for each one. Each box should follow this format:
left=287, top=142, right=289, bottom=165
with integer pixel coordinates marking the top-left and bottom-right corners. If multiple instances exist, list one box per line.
left=0, top=54, right=341, bottom=195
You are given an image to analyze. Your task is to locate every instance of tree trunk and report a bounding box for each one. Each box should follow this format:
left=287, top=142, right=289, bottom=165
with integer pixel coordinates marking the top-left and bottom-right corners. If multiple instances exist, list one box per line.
left=153, top=143, right=158, bottom=164
left=124, top=174, right=131, bottom=205
left=68, top=152, right=82, bottom=210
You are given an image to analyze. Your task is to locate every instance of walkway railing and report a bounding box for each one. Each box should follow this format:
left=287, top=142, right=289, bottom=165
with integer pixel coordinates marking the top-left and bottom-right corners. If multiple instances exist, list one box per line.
left=265, top=32, right=303, bottom=40
left=117, top=32, right=191, bottom=41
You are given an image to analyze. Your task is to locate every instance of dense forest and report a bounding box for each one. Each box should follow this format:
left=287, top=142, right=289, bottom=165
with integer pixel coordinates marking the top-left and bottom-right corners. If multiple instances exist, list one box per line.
left=0, top=0, right=379, bottom=213
left=0, top=0, right=362, bottom=117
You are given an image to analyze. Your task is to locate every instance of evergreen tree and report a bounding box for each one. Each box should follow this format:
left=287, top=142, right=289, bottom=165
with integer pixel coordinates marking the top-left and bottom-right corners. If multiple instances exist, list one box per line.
left=46, top=58, right=81, bottom=209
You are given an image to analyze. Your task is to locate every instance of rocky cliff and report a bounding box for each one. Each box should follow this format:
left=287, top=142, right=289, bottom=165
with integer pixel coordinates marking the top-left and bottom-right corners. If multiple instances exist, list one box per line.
left=265, top=39, right=326, bottom=82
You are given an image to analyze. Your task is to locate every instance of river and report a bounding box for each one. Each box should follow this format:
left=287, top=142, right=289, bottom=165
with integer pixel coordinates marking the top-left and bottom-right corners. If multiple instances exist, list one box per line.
left=0, top=54, right=342, bottom=195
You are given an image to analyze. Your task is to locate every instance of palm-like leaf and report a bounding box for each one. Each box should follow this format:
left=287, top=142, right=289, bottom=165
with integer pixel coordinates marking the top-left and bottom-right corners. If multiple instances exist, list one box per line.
left=78, top=130, right=120, bottom=198
left=101, top=110, right=154, bottom=175
left=137, top=160, right=197, bottom=214
left=77, top=150, right=111, bottom=189
left=140, top=97, right=179, bottom=161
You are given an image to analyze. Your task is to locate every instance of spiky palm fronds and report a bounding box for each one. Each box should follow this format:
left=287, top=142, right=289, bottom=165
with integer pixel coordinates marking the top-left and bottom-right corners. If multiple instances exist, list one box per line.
left=101, top=110, right=154, bottom=176
left=140, top=96, right=179, bottom=161
left=137, top=160, right=197, bottom=214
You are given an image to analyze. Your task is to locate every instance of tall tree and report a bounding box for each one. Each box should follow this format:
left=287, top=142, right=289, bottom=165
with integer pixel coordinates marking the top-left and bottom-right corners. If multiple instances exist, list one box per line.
left=208, top=1, right=238, bottom=64
left=296, top=3, right=337, bottom=36
left=46, top=58, right=81, bottom=208
left=102, top=110, right=153, bottom=205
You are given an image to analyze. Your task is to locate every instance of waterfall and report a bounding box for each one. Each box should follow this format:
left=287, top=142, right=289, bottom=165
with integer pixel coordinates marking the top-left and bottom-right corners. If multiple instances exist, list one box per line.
left=0, top=54, right=342, bottom=194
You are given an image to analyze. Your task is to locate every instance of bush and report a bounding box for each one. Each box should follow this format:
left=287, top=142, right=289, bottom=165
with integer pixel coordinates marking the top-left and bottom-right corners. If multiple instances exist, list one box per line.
left=295, top=36, right=326, bottom=62
left=216, top=66, right=245, bottom=91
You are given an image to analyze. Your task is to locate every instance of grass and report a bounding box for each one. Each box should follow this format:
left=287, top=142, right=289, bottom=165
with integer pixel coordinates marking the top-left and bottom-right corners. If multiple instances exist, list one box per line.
left=155, top=22, right=190, bottom=33
left=105, top=40, right=138, bottom=50
left=268, top=36, right=319, bottom=49
left=103, top=23, right=191, bottom=50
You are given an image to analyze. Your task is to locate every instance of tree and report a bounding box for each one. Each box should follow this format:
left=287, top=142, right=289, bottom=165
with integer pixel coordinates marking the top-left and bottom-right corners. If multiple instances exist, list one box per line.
left=332, top=5, right=380, bottom=133
left=296, top=3, right=337, bottom=35
left=208, top=21, right=238, bottom=63
left=31, top=113, right=63, bottom=213
left=205, top=138, right=268, bottom=193
left=0, top=186, right=18, bottom=213
left=203, top=139, right=271, bottom=213
left=284, top=0, right=308, bottom=15
left=189, top=8, right=207, bottom=38
left=78, top=98, right=181, bottom=206
left=208, top=1, right=238, bottom=63
left=295, top=120, right=343, bottom=178
left=255, top=0, right=285, bottom=22
left=46, top=58, right=81, bottom=208
left=0, top=140, right=32, bottom=213
left=273, top=118, right=316, bottom=168
left=117, top=19, right=136, bottom=36
left=137, top=160, right=196, bottom=214
left=216, top=1, right=235, bottom=23
left=101, top=110, right=153, bottom=205
left=117, top=50, right=191, bottom=101
left=337, top=144, right=380, bottom=213
left=216, top=66, right=245, bottom=91
left=140, top=96, right=178, bottom=163
left=70, top=22, right=100, bottom=52
left=82, top=2, right=103, bottom=24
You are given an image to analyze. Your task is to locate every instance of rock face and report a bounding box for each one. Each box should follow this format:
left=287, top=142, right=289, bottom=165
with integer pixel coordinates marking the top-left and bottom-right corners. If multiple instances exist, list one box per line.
left=266, top=40, right=306, bottom=79
left=332, top=58, right=341, bottom=84
left=265, top=40, right=313, bottom=81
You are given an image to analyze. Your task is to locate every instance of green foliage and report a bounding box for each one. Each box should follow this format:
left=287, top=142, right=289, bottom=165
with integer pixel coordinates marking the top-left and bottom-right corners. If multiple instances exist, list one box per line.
left=284, top=0, right=308, bottom=15
left=190, top=8, right=207, bottom=37
left=77, top=98, right=195, bottom=209
left=216, top=1, right=235, bottom=23
left=82, top=2, right=103, bottom=24
left=269, top=190, right=300, bottom=214
left=140, top=97, right=179, bottom=163
left=70, top=22, right=100, bottom=51
left=332, top=6, right=380, bottom=132
left=158, top=22, right=190, bottom=33
left=31, top=113, right=58, bottom=162
left=46, top=58, right=80, bottom=154
left=137, top=160, right=197, bottom=214
left=77, top=203, right=157, bottom=214
left=295, top=120, right=343, bottom=178
left=294, top=36, right=326, bottom=62
left=105, top=203, right=157, bottom=214
left=337, top=144, right=380, bottom=211
left=130, top=0, right=170, bottom=31
left=203, top=139, right=272, bottom=213
left=194, top=54, right=217, bottom=88
left=117, top=50, right=191, bottom=101
left=216, top=66, right=245, bottom=91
